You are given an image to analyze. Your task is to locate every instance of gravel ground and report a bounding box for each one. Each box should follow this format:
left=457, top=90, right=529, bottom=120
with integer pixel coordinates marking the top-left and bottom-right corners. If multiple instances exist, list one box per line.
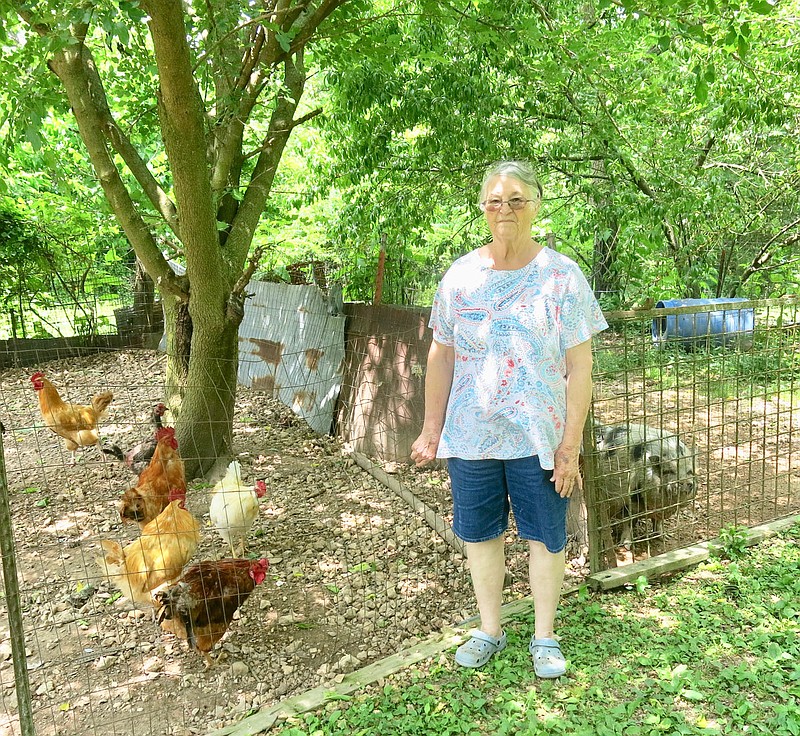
left=0, top=349, right=588, bottom=736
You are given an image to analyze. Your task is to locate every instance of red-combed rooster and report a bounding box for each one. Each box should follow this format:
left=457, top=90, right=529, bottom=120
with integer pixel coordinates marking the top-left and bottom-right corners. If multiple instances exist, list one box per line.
left=154, top=557, right=269, bottom=668
left=30, top=371, right=114, bottom=464
left=209, top=460, right=267, bottom=557
left=119, top=427, right=187, bottom=528
left=103, top=402, right=167, bottom=475
left=96, top=487, right=202, bottom=607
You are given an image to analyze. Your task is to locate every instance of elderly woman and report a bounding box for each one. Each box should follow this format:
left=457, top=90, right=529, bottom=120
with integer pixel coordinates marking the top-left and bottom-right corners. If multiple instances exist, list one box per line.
left=411, top=160, right=607, bottom=677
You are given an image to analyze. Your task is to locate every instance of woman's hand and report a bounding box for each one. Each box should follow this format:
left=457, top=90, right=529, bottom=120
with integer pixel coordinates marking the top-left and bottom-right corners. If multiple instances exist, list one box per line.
left=410, top=428, right=441, bottom=467
left=551, top=443, right=582, bottom=498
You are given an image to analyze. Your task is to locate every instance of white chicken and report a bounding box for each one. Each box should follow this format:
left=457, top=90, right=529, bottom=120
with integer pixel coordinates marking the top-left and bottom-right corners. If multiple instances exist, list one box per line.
left=209, top=460, right=267, bottom=556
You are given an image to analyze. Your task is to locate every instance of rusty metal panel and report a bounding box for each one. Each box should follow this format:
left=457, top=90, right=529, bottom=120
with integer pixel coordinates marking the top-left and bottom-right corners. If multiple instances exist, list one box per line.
left=238, top=282, right=345, bottom=434
left=337, top=303, right=431, bottom=462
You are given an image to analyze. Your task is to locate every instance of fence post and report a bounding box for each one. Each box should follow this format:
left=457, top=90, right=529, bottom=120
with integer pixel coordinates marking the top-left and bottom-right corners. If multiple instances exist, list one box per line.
left=9, top=310, right=20, bottom=368
left=374, top=234, right=387, bottom=305
left=582, top=416, right=617, bottom=574
left=0, top=432, right=36, bottom=735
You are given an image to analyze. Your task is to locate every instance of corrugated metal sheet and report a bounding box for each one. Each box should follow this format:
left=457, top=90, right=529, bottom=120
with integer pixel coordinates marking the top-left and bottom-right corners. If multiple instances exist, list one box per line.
left=238, top=282, right=345, bottom=434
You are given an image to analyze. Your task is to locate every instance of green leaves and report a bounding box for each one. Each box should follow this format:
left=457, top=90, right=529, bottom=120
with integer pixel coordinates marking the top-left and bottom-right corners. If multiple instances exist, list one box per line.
left=274, top=524, right=800, bottom=736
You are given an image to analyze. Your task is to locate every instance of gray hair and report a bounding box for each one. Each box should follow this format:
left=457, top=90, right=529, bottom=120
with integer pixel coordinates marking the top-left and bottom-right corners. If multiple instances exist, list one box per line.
left=478, top=160, right=543, bottom=205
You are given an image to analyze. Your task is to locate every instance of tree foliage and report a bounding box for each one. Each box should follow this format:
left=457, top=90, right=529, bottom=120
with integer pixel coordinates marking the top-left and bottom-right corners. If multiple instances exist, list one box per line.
left=0, top=0, right=351, bottom=476
left=318, top=0, right=800, bottom=306
left=0, top=0, right=798, bottom=474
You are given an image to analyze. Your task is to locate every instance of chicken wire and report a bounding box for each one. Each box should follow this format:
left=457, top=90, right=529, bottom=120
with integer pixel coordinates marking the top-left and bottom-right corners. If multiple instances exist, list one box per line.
left=0, top=262, right=135, bottom=342
left=0, top=348, right=475, bottom=736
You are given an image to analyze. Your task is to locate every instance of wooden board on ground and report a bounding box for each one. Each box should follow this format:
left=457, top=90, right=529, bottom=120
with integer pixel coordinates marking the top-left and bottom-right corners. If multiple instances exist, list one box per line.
left=587, top=514, right=800, bottom=590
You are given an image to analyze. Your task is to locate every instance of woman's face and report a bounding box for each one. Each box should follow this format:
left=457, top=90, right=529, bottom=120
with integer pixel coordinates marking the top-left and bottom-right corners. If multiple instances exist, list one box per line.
left=482, top=175, right=540, bottom=241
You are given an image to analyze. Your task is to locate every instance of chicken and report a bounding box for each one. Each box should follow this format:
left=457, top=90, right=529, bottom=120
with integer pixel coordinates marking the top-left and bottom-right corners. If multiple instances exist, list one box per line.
left=30, top=371, right=114, bottom=463
left=154, top=557, right=269, bottom=668
left=119, top=426, right=187, bottom=528
left=96, top=488, right=201, bottom=607
left=103, top=402, right=167, bottom=475
left=209, top=460, right=267, bottom=556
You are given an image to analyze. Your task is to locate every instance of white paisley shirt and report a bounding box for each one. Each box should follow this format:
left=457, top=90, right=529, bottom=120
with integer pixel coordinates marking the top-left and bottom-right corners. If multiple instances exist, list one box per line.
left=430, top=246, right=608, bottom=469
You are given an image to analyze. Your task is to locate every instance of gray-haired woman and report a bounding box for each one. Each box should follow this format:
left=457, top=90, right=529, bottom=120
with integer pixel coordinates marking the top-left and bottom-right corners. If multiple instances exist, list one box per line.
left=411, top=160, right=607, bottom=677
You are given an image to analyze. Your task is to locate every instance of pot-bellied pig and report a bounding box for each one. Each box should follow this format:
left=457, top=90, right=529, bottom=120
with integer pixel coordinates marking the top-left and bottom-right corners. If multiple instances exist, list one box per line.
left=593, top=422, right=697, bottom=546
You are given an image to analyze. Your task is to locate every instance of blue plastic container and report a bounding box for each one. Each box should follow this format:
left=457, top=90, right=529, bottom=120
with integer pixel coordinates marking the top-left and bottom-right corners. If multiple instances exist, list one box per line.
left=651, top=298, right=755, bottom=351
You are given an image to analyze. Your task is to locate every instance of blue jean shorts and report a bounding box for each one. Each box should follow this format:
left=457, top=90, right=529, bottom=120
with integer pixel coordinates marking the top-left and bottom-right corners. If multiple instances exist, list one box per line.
left=447, top=456, right=568, bottom=553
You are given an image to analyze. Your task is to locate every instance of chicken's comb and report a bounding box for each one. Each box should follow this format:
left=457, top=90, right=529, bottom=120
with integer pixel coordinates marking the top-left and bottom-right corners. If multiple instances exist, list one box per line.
left=155, top=426, right=176, bottom=441
left=30, top=372, right=44, bottom=382
left=155, top=403, right=167, bottom=415
left=255, top=480, right=267, bottom=498
left=168, top=486, right=186, bottom=503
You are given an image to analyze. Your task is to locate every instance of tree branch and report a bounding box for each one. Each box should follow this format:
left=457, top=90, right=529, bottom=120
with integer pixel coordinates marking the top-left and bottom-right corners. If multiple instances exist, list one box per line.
left=695, top=135, right=715, bottom=170
left=145, top=0, right=222, bottom=298
left=37, top=26, right=186, bottom=300
left=224, top=52, right=307, bottom=266
left=81, top=59, right=181, bottom=237
left=209, top=1, right=342, bottom=200
left=732, top=216, right=800, bottom=293
left=242, top=107, right=323, bottom=160
left=226, top=245, right=265, bottom=322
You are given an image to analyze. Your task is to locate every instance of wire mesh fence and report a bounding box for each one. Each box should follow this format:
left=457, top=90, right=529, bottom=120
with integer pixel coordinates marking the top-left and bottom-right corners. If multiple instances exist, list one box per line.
left=587, top=297, right=800, bottom=570
left=0, top=295, right=798, bottom=734
left=0, top=261, right=137, bottom=343
left=0, top=350, right=474, bottom=735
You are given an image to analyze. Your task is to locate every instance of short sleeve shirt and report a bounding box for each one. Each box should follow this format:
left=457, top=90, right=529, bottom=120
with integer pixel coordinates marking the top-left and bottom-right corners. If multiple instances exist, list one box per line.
left=429, top=246, right=608, bottom=469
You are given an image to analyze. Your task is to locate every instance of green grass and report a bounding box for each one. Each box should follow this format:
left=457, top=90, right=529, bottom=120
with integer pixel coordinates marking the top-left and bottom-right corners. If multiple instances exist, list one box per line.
left=274, top=524, right=800, bottom=736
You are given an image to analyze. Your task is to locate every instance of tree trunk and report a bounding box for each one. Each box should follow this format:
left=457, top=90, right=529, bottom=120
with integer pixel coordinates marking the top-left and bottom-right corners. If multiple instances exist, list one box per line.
left=589, top=152, right=621, bottom=298
left=132, top=259, right=156, bottom=333
left=162, top=293, right=239, bottom=480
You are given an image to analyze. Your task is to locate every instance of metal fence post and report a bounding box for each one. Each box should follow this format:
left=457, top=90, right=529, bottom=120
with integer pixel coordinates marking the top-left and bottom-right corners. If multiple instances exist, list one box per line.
left=0, top=432, right=36, bottom=735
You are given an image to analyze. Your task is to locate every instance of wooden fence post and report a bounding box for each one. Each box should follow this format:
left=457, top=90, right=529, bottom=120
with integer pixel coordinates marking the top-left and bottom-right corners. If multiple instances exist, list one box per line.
left=374, top=234, right=387, bottom=305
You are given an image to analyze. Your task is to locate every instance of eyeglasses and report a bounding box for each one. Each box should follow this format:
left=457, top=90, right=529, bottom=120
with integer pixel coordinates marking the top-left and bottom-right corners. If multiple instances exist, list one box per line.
left=480, top=197, right=536, bottom=212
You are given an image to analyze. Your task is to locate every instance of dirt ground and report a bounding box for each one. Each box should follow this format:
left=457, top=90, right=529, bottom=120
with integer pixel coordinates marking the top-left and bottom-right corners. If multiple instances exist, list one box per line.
left=0, top=350, right=574, bottom=736
left=0, top=347, right=797, bottom=735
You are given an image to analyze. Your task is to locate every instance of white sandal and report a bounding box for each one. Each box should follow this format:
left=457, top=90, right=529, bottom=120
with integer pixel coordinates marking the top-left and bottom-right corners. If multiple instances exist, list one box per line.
left=455, top=630, right=507, bottom=668
left=529, top=637, right=566, bottom=678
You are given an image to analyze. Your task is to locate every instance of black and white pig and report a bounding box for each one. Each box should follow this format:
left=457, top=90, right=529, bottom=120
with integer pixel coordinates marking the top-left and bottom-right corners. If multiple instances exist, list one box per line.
left=593, top=422, right=697, bottom=546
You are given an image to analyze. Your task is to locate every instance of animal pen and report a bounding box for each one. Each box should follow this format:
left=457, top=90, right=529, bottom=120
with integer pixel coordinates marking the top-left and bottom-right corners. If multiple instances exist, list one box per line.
left=0, top=293, right=798, bottom=735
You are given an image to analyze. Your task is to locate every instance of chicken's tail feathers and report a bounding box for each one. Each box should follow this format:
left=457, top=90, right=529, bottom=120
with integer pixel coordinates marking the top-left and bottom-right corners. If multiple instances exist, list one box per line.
left=94, top=539, right=124, bottom=580
left=92, top=391, right=114, bottom=416
left=222, top=459, right=243, bottom=489
left=224, top=459, right=242, bottom=483
left=153, top=588, right=174, bottom=624
left=211, top=459, right=242, bottom=496
left=102, top=444, right=125, bottom=461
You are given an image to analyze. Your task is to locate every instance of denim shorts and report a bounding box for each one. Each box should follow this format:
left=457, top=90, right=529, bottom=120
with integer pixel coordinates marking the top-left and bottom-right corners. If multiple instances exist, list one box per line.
left=447, top=456, right=568, bottom=553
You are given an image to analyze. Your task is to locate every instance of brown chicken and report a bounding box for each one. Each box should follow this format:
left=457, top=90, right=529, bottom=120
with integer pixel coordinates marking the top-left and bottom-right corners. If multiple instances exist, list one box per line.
left=96, top=488, right=201, bottom=607
left=119, top=426, right=187, bottom=528
left=103, top=402, right=167, bottom=475
left=30, top=371, right=114, bottom=463
left=154, top=557, right=269, bottom=668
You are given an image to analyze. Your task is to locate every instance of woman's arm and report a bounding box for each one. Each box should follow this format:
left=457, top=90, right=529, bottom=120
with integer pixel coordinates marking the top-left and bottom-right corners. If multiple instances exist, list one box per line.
left=552, top=338, right=593, bottom=497
left=410, top=339, right=455, bottom=467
